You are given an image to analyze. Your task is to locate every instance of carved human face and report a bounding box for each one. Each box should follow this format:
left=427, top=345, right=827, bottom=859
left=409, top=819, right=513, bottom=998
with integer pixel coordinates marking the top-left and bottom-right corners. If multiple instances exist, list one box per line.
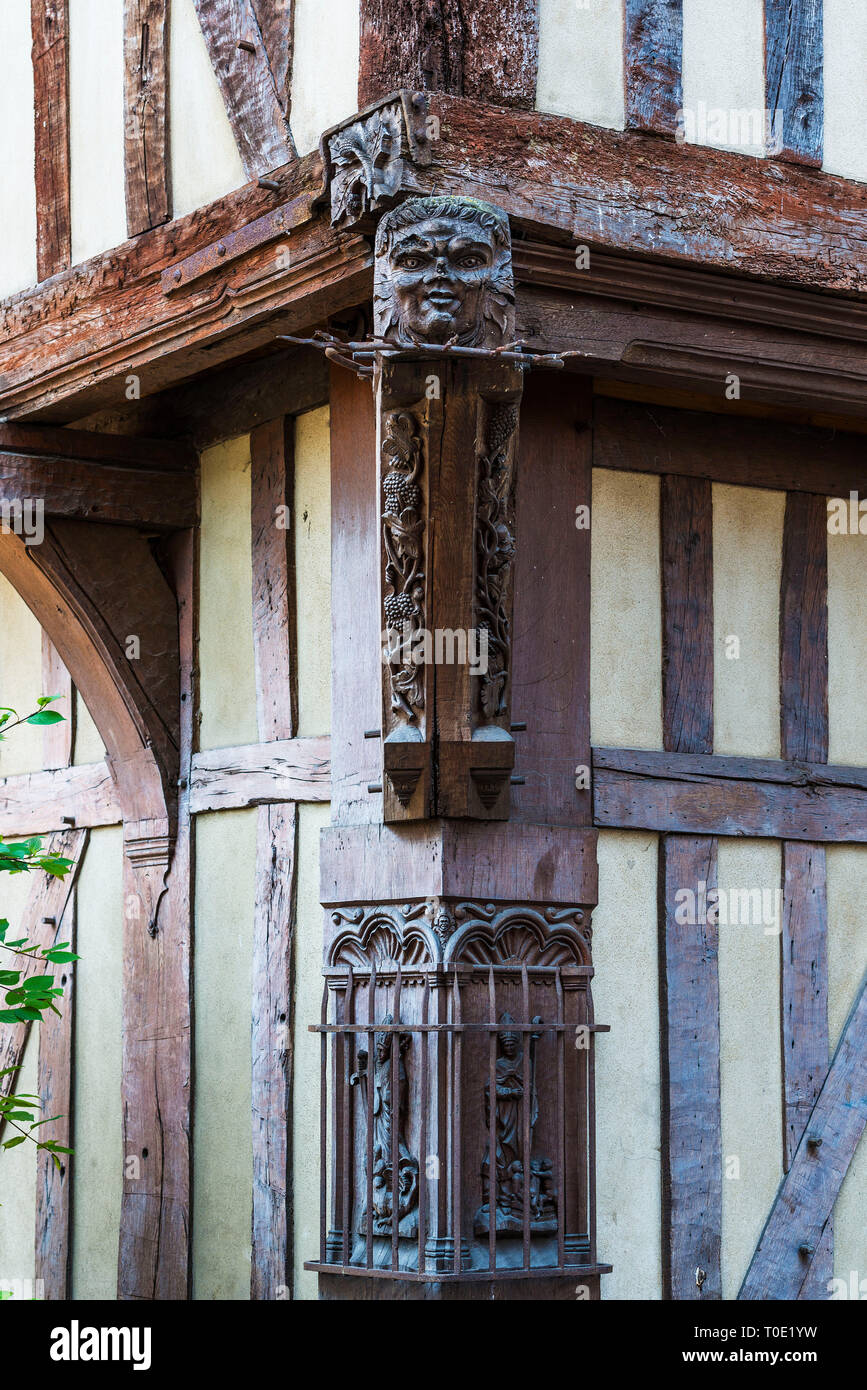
left=386, top=218, right=499, bottom=345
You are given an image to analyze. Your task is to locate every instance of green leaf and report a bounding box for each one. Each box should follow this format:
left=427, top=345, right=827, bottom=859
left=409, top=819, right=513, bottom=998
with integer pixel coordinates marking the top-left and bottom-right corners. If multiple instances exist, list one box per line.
left=37, top=696, right=62, bottom=708
left=25, top=710, right=64, bottom=726
left=44, top=951, right=77, bottom=964
left=2, top=1137, right=26, bottom=1150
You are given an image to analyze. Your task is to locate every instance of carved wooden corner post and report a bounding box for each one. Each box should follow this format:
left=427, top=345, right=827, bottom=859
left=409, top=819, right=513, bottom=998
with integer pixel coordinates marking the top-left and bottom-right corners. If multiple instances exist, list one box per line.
left=312, top=99, right=607, bottom=1299
left=373, top=197, right=522, bottom=820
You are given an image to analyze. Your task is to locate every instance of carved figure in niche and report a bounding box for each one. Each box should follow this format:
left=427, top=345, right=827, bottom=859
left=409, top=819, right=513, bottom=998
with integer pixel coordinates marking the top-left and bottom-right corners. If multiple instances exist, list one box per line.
left=374, top=197, right=515, bottom=349
left=474, top=1012, right=557, bottom=1236
left=351, top=1014, right=420, bottom=1237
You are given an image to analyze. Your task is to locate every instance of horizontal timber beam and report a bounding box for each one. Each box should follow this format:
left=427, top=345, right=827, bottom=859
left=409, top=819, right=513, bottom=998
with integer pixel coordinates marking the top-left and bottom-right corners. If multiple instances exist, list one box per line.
left=5, top=95, right=867, bottom=421
left=0, top=453, right=196, bottom=529
left=593, top=748, right=867, bottom=843
left=189, top=737, right=331, bottom=812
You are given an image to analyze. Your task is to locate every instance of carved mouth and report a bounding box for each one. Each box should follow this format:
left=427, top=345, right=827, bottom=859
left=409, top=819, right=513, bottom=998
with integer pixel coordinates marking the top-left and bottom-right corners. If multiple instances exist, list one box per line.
left=425, top=290, right=460, bottom=309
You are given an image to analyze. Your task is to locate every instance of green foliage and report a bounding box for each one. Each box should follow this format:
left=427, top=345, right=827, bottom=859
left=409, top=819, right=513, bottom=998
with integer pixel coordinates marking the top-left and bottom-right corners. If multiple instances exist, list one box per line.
left=0, top=698, right=77, bottom=1177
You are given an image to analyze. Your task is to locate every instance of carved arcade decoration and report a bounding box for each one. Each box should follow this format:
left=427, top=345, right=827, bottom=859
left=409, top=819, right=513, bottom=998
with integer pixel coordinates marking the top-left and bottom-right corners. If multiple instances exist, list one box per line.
left=370, top=196, right=524, bottom=821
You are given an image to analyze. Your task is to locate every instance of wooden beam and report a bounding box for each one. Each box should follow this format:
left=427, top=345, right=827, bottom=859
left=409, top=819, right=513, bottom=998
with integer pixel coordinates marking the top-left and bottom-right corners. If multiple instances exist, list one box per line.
left=658, top=835, right=721, bottom=1300
left=358, top=0, right=539, bottom=110
left=512, top=372, right=592, bottom=825
left=249, top=0, right=294, bottom=124
left=658, top=471, right=720, bottom=1300
left=779, top=489, right=832, bottom=1296
left=189, top=737, right=330, bottom=813
left=34, top=653, right=77, bottom=1301
left=739, top=976, right=867, bottom=1300
left=124, top=0, right=171, bottom=235
left=251, top=419, right=296, bottom=741
left=249, top=411, right=297, bottom=1299
left=8, top=94, right=867, bottom=421
left=765, top=0, right=823, bottom=168
left=625, top=0, right=682, bottom=136
left=593, top=398, right=867, bottom=499
left=0, top=762, right=120, bottom=838
left=251, top=802, right=297, bottom=1299
left=192, top=0, right=294, bottom=177
left=41, top=637, right=75, bottom=771
left=118, top=530, right=195, bottom=1301
left=0, top=829, right=88, bottom=1127
left=0, top=453, right=197, bottom=529
left=31, top=0, right=71, bottom=282
left=592, top=748, right=867, bottom=842
left=0, top=423, right=194, bottom=471
left=71, top=348, right=329, bottom=451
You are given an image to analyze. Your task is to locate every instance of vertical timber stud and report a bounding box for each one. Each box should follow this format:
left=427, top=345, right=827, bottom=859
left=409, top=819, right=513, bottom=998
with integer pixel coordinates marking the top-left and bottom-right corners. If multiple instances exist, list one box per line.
left=624, top=0, right=683, bottom=136
left=123, top=0, right=171, bottom=235
left=35, top=640, right=77, bottom=1300
left=358, top=1, right=539, bottom=110
left=513, top=373, right=592, bottom=827
left=658, top=475, right=721, bottom=1299
left=765, top=0, right=823, bottom=167
left=31, top=0, right=71, bottom=281
left=250, top=418, right=298, bottom=1299
left=119, top=531, right=194, bottom=1301
left=779, top=490, right=831, bottom=1297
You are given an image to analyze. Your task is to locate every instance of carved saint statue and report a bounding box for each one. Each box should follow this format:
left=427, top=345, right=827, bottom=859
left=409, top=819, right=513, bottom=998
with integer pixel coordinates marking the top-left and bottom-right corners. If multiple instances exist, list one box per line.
left=475, top=1012, right=557, bottom=1236
left=351, top=1014, right=420, bottom=1237
left=374, top=197, right=515, bottom=349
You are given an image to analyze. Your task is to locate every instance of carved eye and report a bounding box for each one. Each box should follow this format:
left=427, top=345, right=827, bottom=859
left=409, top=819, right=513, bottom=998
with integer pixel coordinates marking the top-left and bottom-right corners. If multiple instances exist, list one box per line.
left=457, top=254, right=486, bottom=269
left=397, top=254, right=426, bottom=270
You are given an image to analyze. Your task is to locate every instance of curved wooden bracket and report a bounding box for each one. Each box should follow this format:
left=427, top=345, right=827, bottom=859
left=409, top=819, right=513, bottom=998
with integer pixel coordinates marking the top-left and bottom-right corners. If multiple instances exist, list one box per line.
left=0, top=519, right=180, bottom=931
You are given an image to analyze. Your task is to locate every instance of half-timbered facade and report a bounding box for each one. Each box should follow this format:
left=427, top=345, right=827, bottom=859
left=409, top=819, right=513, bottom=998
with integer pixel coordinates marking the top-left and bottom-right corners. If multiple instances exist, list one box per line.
left=0, top=1, right=864, bottom=1302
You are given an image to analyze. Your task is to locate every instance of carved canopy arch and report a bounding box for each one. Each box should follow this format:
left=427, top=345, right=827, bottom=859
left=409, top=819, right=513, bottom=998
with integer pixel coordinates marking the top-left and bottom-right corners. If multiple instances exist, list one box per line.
left=445, top=902, right=592, bottom=967
left=328, top=904, right=437, bottom=970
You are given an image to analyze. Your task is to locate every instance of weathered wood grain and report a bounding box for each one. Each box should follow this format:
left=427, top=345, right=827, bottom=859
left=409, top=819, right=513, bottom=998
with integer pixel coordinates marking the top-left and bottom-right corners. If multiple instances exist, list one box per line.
left=31, top=0, right=71, bottom=282
left=592, top=748, right=867, bottom=842
left=190, top=737, right=330, bottom=812
left=0, top=453, right=196, bottom=529
left=118, top=530, right=194, bottom=1301
left=251, top=418, right=296, bottom=742
left=0, top=762, right=119, bottom=837
left=329, top=366, right=381, bottom=824
left=358, top=0, right=539, bottom=109
left=251, top=801, right=297, bottom=1299
left=765, top=0, right=823, bottom=167
left=658, top=835, right=721, bottom=1299
left=40, top=636, right=75, bottom=771
left=779, top=489, right=831, bottom=1296
left=0, top=829, right=87, bottom=1126
left=192, top=0, right=294, bottom=176
left=0, top=423, right=194, bottom=471
left=739, top=976, right=866, bottom=1300
left=124, top=0, right=171, bottom=235
left=512, top=372, right=592, bottom=825
left=780, top=492, right=828, bottom=763
left=625, top=0, right=683, bottom=135
left=661, top=475, right=713, bottom=756
left=593, top=397, right=867, bottom=498
left=72, top=348, right=328, bottom=451
left=250, top=0, right=294, bottom=123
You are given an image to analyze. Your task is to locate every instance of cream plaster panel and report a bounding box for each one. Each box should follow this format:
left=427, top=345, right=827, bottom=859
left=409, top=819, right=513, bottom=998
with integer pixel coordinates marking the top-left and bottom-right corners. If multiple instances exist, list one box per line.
left=73, top=691, right=105, bottom=767
left=828, top=523, right=867, bottom=766
left=824, top=0, right=867, bottom=183
left=537, top=0, right=625, bottom=129
left=718, top=838, right=783, bottom=1301
left=590, top=469, right=663, bottom=750
left=170, top=0, right=247, bottom=218
left=69, top=0, right=127, bottom=264
left=826, top=846, right=867, bottom=1289
left=0, top=0, right=37, bottom=298
left=594, top=829, right=662, bottom=1300
left=0, top=575, right=45, bottom=778
left=71, top=825, right=123, bottom=1299
left=682, top=0, right=766, bottom=156
left=192, top=808, right=257, bottom=1300
left=713, top=484, right=784, bottom=759
left=290, top=0, right=360, bottom=155
left=199, top=435, right=259, bottom=749
left=294, top=408, right=332, bottom=738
